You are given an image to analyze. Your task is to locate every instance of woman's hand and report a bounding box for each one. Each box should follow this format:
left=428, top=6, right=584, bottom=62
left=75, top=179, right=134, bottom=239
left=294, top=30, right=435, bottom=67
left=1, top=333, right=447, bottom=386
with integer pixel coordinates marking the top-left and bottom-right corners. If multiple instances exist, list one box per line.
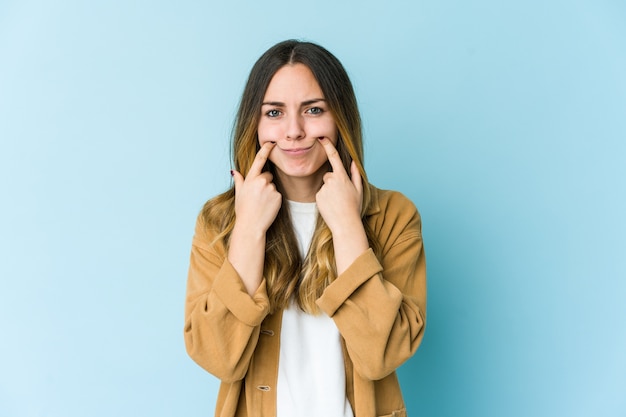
left=315, top=138, right=363, bottom=233
left=229, top=142, right=281, bottom=295
left=316, top=138, right=369, bottom=274
left=231, top=142, right=282, bottom=235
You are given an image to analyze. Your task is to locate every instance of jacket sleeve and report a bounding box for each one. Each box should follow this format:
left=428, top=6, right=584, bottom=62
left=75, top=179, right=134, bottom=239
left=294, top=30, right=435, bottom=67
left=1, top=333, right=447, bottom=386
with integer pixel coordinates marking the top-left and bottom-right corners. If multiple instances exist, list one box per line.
left=316, top=191, right=427, bottom=381
left=184, top=215, right=271, bottom=383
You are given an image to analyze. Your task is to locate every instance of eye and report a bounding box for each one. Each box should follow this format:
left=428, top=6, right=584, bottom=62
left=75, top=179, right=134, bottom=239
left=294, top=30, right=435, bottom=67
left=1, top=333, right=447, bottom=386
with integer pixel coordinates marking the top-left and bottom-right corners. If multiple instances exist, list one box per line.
left=266, top=109, right=282, bottom=118
left=306, top=107, right=324, bottom=115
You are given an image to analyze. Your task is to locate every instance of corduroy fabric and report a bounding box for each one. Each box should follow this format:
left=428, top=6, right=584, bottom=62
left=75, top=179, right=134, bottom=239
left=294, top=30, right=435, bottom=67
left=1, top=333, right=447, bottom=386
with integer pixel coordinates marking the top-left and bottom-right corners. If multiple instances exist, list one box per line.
left=184, top=187, right=427, bottom=417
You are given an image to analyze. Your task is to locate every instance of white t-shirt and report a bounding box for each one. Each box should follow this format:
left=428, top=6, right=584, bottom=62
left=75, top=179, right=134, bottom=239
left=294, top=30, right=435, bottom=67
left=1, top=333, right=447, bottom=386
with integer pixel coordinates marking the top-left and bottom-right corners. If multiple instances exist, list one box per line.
left=276, top=200, right=354, bottom=417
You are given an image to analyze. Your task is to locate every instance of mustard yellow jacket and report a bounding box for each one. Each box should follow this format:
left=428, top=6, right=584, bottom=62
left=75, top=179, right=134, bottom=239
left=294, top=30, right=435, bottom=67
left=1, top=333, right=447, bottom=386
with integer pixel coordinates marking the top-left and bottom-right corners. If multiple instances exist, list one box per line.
left=184, top=187, right=427, bottom=417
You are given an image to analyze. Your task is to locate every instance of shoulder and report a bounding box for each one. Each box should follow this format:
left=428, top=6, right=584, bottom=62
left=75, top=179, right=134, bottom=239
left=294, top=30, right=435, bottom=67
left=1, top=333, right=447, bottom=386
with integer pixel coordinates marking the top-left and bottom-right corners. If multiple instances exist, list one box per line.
left=371, top=185, right=418, bottom=209
left=366, top=185, right=422, bottom=249
left=368, top=185, right=421, bottom=225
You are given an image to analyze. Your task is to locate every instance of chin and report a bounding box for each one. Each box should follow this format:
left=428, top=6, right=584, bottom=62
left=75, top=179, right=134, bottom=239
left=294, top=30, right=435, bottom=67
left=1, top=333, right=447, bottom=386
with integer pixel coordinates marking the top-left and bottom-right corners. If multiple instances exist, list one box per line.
left=273, top=161, right=328, bottom=179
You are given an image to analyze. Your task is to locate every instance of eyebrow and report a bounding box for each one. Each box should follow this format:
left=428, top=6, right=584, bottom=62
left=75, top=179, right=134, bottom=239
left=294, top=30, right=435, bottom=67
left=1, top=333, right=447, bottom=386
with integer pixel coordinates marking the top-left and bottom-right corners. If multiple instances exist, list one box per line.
left=261, top=98, right=326, bottom=107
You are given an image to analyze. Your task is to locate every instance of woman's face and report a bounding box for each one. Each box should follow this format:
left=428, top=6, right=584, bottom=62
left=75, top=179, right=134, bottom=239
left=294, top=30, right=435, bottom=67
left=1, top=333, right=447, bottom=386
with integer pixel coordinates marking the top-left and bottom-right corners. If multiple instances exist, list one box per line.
left=258, top=63, right=338, bottom=185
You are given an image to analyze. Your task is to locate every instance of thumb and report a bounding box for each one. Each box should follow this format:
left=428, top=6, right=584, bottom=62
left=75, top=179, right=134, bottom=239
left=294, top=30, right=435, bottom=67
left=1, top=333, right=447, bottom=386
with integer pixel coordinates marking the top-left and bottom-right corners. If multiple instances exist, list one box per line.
left=231, top=169, right=244, bottom=192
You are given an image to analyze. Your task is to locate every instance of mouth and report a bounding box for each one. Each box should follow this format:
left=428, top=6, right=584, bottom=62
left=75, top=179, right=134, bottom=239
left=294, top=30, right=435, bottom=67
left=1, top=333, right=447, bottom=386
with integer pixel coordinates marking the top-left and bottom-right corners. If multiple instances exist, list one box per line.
left=279, top=144, right=315, bottom=155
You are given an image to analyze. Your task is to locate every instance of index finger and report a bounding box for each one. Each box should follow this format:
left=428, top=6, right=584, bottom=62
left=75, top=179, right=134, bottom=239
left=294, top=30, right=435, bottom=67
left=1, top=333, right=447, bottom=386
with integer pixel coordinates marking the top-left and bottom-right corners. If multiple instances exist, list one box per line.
left=248, top=142, right=276, bottom=177
left=318, top=137, right=346, bottom=174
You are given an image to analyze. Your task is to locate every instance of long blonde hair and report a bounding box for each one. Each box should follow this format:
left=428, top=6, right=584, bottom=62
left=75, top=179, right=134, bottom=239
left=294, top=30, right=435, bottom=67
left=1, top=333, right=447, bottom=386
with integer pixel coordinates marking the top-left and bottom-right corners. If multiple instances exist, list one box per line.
left=202, top=40, right=380, bottom=314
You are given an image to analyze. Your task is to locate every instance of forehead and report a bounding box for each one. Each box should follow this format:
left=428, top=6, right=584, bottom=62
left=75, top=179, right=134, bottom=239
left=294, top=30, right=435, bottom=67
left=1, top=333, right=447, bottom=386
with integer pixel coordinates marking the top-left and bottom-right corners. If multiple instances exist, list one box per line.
left=263, top=63, right=323, bottom=100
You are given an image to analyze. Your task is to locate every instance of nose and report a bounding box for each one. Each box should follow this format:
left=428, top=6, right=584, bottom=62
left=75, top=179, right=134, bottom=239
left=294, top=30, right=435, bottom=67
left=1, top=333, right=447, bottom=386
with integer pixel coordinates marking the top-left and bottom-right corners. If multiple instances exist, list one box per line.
left=285, top=113, right=305, bottom=140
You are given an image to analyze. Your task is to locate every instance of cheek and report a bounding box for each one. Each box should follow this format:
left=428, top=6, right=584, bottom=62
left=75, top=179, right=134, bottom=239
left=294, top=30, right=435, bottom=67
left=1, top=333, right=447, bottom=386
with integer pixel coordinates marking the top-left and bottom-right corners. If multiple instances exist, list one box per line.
left=306, top=119, right=337, bottom=140
left=257, top=121, right=279, bottom=144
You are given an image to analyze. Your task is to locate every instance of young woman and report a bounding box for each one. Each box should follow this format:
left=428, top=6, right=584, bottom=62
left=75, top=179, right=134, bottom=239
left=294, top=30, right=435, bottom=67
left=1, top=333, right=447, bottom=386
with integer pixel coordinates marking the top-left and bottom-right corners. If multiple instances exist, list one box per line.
left=184, top=40, right=426, bottom=417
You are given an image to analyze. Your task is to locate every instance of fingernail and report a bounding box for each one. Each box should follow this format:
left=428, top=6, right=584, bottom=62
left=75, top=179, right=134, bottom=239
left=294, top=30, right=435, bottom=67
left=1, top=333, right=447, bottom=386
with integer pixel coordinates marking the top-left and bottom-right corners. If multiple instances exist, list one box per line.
left=230, top=170, right=234, bottom=176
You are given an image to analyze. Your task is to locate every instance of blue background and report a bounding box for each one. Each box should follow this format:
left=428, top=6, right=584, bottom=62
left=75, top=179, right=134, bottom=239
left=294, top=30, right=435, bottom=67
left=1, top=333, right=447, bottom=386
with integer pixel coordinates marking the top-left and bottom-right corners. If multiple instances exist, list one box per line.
left=1, top=1, right=625, bottom=416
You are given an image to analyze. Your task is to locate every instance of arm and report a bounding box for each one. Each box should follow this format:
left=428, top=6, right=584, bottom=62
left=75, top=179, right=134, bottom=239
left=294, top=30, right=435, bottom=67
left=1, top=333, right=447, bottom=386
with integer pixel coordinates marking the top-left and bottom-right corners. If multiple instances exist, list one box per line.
left=314, top=139, right=426, bottom=380
left=184, top=216, right=271, bottom=382
left=184, top=143, right=281, bottom=381
left=229, top=141, right=281, bottom=295
left=315, top=137, right=369, bottom=274
left=317, top=193, right=426, bottom=381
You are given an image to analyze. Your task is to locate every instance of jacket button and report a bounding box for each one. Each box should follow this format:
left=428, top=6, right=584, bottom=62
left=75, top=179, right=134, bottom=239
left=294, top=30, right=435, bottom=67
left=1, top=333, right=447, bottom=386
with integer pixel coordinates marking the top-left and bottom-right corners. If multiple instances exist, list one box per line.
left=256, top=385, right=271, bottom=391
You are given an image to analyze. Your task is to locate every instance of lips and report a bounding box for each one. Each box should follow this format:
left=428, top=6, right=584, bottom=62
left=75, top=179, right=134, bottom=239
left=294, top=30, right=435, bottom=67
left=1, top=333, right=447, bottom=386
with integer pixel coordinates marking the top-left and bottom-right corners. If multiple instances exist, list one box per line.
left=279, top=144, right=314, bottom=155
